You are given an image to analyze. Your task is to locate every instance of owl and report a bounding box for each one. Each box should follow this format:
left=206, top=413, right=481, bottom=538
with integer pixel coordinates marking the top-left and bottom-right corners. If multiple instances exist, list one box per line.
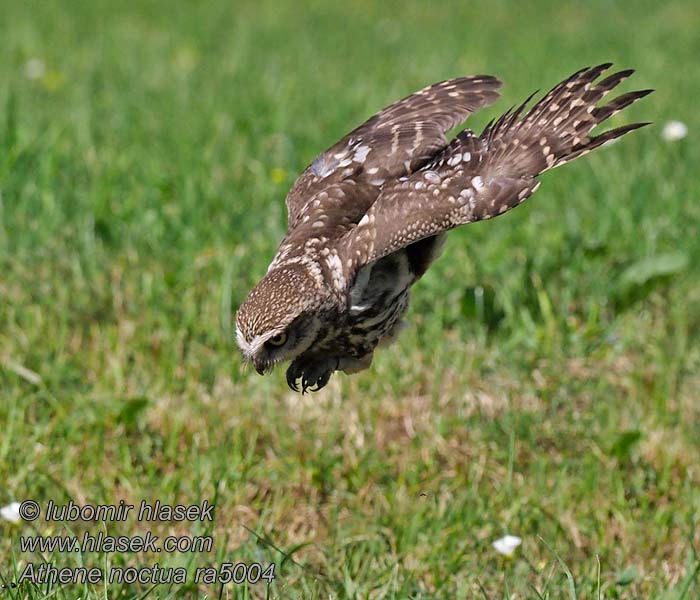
left=236, top=63, right=651, bottom=392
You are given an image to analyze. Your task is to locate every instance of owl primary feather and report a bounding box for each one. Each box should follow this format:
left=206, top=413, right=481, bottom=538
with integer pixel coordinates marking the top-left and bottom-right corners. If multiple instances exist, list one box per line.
left=236, top=64, right=651, bottom=393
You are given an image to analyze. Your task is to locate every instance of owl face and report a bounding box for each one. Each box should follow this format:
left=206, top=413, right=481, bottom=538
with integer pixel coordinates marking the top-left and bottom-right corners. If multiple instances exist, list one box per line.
left=235, top=264, right=325, bottom=374
left=236, top=312, right=321, bottom=375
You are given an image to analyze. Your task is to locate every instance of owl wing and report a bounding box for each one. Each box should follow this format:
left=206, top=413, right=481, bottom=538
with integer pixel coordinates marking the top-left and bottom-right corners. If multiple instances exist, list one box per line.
left=342, top=64, right=652, bottom=273
left=285, top=75, right=503, bottom=229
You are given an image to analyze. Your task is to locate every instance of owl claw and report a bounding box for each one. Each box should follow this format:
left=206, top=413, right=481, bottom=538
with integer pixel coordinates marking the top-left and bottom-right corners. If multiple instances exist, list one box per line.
left=286, top=357, right=340, bottom=393
left=286, top=369, right=301, bottom=393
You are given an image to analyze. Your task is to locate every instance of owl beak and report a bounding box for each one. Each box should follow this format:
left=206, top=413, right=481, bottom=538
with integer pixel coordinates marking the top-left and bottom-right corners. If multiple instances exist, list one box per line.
left=253, top=359, right=267, bottom=376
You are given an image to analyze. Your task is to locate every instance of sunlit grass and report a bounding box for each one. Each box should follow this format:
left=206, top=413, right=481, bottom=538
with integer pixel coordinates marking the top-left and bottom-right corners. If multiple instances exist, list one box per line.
left=1, top=0, right=699, bottom=598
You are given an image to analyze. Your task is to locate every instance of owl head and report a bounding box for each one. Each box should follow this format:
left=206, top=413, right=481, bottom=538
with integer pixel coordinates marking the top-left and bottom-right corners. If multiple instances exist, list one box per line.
left=235, top=264, right=324, bottom=375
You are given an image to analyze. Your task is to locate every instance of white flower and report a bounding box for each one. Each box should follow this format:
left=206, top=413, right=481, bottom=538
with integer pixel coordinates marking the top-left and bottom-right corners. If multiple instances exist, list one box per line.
left=493, top=534, right=522, bottom=556
left=24, top=58, right=46, bottom=80
left=661, top=120, right=687, bottom=142
left=0, top=502, right=21, bottom=523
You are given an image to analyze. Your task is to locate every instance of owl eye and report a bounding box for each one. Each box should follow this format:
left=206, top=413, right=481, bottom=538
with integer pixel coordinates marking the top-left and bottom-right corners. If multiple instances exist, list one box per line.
left=267, top=332, right=288, bottom=347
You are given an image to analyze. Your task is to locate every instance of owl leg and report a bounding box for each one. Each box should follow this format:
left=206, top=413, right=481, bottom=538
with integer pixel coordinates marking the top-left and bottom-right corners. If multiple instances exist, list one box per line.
left=338, top=353, right=373, bottom=374
left=286, top=355, right=340, bottom=394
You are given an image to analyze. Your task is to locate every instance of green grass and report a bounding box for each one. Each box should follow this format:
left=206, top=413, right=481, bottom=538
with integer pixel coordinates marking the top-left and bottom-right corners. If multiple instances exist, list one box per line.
left=1, top=0, right=699, bottom=598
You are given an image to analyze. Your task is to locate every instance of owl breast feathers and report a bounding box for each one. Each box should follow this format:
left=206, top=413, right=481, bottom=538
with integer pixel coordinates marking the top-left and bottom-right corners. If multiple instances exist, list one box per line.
left=235, top=64, right=651, bottom=393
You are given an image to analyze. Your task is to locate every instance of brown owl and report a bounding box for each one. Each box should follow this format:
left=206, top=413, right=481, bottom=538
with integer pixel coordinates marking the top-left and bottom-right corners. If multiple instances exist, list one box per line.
left=236, top=64, right=651, bottom=392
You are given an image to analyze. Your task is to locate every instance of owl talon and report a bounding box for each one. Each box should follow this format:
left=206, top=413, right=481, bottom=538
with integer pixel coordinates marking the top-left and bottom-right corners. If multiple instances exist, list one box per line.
left=301, top=371, right=326, bottom=394
left=286, top=357, right=339, bottom=393
left=286, top=368, right=301, bottom=392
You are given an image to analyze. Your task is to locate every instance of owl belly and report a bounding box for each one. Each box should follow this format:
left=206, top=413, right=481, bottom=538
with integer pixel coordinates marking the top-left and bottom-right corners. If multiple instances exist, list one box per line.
left=345, top=288, right=410, bottom=353
left=284, top=242, right=437, bottom=391
left=306, top=236, right=445, bottom=362
left=337, top=249, right=414, bottom=357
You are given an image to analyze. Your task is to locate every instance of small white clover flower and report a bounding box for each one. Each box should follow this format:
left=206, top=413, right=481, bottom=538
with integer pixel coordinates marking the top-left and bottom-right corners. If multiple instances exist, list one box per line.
left=493, top=534, right=522, bottom=556
left=661, top=120, right=687, bottom=142
left=0, top=502, right=22, bottom=523
left=24, top=58, right=46, bottom=80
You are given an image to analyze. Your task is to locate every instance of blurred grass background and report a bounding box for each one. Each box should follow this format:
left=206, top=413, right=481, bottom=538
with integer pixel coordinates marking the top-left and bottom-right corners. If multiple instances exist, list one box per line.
left=0, top=0, right=699, bottom=598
